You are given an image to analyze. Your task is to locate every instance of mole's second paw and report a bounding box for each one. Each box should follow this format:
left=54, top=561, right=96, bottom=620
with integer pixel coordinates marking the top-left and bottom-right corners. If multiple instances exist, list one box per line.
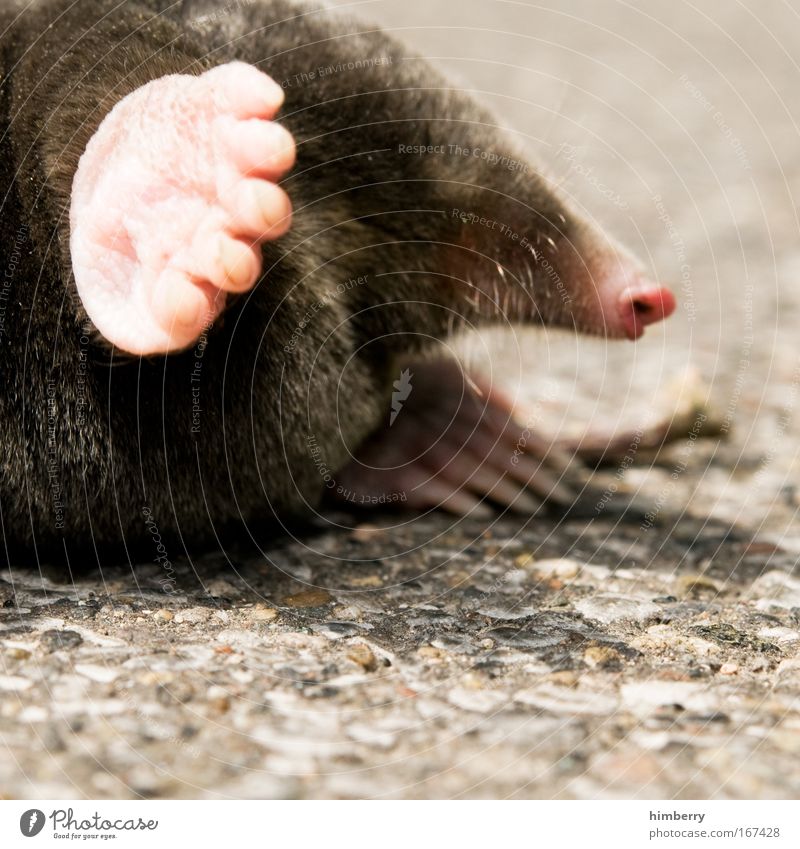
left=70, top=62, right=295, bottom=355
left=335, top=359, right=581, bottom=518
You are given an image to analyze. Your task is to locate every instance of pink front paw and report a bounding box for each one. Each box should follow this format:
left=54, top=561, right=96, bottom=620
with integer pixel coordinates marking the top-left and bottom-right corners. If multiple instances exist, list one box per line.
left=70, top=61, right=295, bottom=355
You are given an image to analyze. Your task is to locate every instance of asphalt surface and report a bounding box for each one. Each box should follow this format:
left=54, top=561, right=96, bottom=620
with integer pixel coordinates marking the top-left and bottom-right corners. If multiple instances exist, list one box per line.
left=2, top=0, right=800, bottom=799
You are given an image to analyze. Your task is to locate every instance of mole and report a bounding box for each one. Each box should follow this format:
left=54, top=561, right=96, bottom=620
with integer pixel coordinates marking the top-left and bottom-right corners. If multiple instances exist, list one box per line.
left=0, top=0, right=676, bottom=565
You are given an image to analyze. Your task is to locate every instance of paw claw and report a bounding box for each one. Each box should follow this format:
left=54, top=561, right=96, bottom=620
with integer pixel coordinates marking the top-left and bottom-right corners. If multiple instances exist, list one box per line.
left=206, top=61, right=285, bottom=118
left=222, top=117, right=296, bottom=177
left=337, top=359, right=581, bottom=518
left=207, top=234, right=262, bottom=293
left=416, top=480, right=494, bottom=519
left=151, top=271, right=216, bottom=346
left=228, top=179, right=293, bottom=238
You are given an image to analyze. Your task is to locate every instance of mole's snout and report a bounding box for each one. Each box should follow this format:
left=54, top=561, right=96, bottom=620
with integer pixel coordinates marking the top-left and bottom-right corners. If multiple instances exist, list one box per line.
left=617, top=284, right=676, bottom=340
left=567, top=229, right=677, bottom=341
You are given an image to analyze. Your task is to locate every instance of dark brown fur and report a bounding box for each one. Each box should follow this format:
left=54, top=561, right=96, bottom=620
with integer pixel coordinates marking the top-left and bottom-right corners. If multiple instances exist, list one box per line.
left=0, top=0, right=602, bottom=566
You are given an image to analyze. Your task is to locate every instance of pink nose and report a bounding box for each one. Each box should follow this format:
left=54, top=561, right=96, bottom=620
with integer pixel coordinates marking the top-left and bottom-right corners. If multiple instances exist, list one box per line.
left=618, top=285, right=676, bottom=339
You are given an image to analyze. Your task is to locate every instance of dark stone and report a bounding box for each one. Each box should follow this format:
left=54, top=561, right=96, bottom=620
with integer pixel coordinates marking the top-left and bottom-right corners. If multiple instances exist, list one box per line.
left=691, top=623, right=779, bottom=654
left=39, top=629, right=84, bottom=652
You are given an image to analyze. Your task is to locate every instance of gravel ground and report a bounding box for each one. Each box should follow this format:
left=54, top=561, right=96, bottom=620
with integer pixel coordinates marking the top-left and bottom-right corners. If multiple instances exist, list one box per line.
left=2, top=0, right=800, bottom=799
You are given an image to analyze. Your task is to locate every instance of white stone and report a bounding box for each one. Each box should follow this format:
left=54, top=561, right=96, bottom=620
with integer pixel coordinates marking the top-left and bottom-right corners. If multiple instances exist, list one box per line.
left=447, top=687, right=509, bottom=713
left=758, top=626, right=800, bottom=644
left=75, top=663, right=120, bottom=684
left=515, top=683, right=619, bottom=716
left=216, top=629, right=264, bottom=649
left=17, top=706, right=48, bottom=723
left=174, top=607, right=213, bottom=624
left=346, top=723, right=397, bottom=749
left=0, top=675, right=33, bottom=692
left=575, top=594, right=659, bottom=624
left=620, top=681, right=716, bottom=715
left=750, top=571, right=800, bottom=609
left=534, top=559, right=583, bottom=579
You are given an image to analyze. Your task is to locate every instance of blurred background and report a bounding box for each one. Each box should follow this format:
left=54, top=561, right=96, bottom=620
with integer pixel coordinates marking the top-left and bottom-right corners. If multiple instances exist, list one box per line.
left=331, top=0, right=800, bottom=545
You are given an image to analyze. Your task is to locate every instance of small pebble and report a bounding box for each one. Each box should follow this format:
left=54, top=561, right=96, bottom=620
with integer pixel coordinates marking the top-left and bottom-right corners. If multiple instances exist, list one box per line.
left=331, top=605, right=362, bottom=621
left=584, top=645, right=623, bottom=669
left=750, top=571, right=800, bottom=609
left=575, top=595, right=659, bottom=625
left=174, top=607, right=212, bottom=624
left=350, top=524, right=385, bottom=543
left=535, top=558, right=581, bottom=579
left=75, top=664, right=120, bottom=684
left=312, top=621, right=361, bottom=639
left=274, top=632, right=327, bottom=650
left=282, top=590, right=333, bottom=608
left=548, top=671, right=579, bottom=687
left=347, top=643, right=378, bottom=671
left=677, top=575, right=720, bottom=598
left=346, top=723, right=396, bottom=749
left=348, top=574, right=384, bottom=588
left=208, top=696, right=231, bottom=714
left=0, top=579, right=13, bottom=605
left=460, top=672, right=486, bottom=690
left=516, top=683, right=618, bottom=716
left=251, top=605, right=278, bottom=622
left=4, top=647, right=31, bottom=661
left=758, top=626, right=800, bottom=644
left=417, top=645, right=444, bottom=661
left=204, top=579, right=239, bottom=598
left=621, top=681, right=714, bottom=715
left=448, top=687, right=508, bottom=713
left=40, top=630, right=83, bottom=653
